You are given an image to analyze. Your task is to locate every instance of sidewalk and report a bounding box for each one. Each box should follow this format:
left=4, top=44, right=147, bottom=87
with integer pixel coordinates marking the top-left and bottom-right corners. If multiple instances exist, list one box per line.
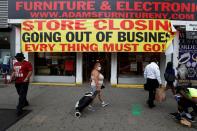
left=0, top=84, right=196, bottom=131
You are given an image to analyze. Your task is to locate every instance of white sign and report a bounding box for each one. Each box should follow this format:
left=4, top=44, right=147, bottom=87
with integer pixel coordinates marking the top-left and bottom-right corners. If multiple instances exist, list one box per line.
left=130, top=62, right=137, bottom=71
left=186, top=22, right=197, bottom=31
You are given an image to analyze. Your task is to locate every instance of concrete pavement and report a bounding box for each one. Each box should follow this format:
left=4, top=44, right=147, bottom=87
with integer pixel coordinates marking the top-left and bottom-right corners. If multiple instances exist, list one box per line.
left=0, top=83, right=196, bottom=131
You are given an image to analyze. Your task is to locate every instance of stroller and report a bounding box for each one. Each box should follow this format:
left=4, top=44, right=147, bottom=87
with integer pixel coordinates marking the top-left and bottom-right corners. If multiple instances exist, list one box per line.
left=75, top=91, right=98, bottom=118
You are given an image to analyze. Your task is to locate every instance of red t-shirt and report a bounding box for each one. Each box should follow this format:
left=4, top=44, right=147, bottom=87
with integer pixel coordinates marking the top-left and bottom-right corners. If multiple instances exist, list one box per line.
left=14, top=60, right=32, bottom=83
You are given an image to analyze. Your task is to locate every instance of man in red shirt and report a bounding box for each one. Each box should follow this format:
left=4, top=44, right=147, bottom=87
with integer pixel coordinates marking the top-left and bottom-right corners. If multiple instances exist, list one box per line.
left=9, top=53, right=32, bottom=116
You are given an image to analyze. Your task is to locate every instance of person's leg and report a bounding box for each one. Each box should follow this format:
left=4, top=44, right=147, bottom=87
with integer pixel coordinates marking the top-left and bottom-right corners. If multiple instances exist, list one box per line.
left=23, top=83, right=29, bottom=106
left=18, top=83, right=28, bottom=110
left=148, top=89, right=155, bottom=107
left=88, top=86, right=96, bottom=110
left=97, top=91, right=103, bottom=103
left=168, top=82, right=176, bottom=95
left=153, top=88, right=156, bottom=101
left=15, top=83, right=25, bottom=115
left=97, top=91, right=108, bottom=107
left=165, top=83, right=170, bottom=90
left=15, top=83, right=20, bottom=95
left=171, top=86, right=176, bottom=95
left=178, top=98, right=189, bottom=113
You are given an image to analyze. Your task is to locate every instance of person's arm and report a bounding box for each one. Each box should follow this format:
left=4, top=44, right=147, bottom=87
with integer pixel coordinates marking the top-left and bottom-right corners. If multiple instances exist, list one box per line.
left=8, top=71, right=15, bottom=83
left=24, top=71, right=32, bottom=82
left=155, top=66, right=162, bottom=87
left=24, top=62, right=33, bottom=82
left=144, top=66, right=147, bottom=79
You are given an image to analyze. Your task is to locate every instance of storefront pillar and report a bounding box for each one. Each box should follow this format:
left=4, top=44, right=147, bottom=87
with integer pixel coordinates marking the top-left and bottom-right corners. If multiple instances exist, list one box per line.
left=15, top=26, right=21, bottom=54
left=111, top=53, right=117, bottom=86
left=14, top=26, right=28, bottom=60
left=173, top=32, right=180, bottom=69
left=76, top=52, right=82, bottom=85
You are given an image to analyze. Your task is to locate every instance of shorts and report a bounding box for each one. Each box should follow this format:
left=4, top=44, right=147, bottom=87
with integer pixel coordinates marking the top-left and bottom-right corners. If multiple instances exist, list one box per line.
left=91, top=85, right=96, bottom=93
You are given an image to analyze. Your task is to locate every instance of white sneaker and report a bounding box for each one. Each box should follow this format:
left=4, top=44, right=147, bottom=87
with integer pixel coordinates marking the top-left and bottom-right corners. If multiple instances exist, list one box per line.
left=101, top=101, right=109, bottom=107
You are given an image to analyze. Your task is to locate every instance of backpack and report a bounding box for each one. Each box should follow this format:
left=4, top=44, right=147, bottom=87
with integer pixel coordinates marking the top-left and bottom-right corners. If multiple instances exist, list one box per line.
left=164, top=72, right=175, bottom=82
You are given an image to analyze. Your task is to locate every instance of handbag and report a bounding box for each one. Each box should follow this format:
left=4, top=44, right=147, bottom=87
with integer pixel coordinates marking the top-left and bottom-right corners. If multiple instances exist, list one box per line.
left=101, top=84, right=105, bottom=89
left=155, top=87, right=166, bottom=102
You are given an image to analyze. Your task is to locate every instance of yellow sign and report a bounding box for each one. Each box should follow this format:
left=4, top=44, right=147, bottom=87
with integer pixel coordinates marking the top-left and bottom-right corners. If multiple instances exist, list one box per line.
left=21, top=19, right=175, bottom=52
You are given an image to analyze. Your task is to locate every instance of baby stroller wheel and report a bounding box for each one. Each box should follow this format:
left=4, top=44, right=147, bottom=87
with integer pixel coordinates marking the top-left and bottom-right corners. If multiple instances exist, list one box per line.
left=75, top=111, right=81, bottom=118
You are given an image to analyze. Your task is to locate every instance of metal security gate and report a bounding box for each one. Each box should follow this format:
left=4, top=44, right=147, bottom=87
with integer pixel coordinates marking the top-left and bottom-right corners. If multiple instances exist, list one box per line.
left=0, top=0, right=8, bottom=28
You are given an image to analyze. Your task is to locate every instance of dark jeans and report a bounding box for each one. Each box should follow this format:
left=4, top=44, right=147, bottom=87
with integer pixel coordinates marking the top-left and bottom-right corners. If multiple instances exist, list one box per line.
left=15, top=83, right=29, bottom=111
left=147, top=78, right=159, bottom=107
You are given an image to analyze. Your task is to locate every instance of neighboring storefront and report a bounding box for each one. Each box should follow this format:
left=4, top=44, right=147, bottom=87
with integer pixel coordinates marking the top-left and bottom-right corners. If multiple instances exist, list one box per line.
left=0, top=29, right=11, bottom=78
left=0, top=0, right=11, bottom=81
left=177, top=29, right=197, bottom=86
left=7, top=0, right=197, bottom=86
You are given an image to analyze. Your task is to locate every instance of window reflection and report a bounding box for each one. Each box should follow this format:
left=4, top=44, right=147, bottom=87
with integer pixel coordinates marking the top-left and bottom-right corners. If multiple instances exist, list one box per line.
left=35, top=52, right=76, bottom=76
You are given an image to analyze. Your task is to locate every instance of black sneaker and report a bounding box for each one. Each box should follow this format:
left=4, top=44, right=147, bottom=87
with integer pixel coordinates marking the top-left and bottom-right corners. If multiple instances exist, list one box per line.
left=22, top=101, right=29, bottom=108
left=149, top=104, right=156, bottom=108
left=16, top=109, right=23, bottom=116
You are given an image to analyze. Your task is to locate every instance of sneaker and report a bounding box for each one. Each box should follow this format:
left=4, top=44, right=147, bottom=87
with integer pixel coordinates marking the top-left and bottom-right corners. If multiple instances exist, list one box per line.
left=101, top=101, right=109, bottom=107
left=185, top=113, right=196, bottom=122
left=22, top=101, right=29, bottom=108
left=16, top=109, right=23, bottom=116
left=149, top=104, right=156, bottom=108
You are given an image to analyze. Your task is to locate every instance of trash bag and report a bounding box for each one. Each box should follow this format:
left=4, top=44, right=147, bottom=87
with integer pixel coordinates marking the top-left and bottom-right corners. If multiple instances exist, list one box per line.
left=155, top=87, right=166, bottom=102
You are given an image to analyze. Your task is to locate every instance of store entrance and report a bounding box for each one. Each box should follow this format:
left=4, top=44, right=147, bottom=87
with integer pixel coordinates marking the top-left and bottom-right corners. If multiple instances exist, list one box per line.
left=83, top=53, right=111, bottom=82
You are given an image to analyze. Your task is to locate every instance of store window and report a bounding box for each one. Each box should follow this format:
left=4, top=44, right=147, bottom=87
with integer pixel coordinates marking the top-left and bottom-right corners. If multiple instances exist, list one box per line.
left=118, top=52, right=161, bottom=78
left=0, top=32, right=11, bottom=77
left=34, top=52, right=76, bottom=76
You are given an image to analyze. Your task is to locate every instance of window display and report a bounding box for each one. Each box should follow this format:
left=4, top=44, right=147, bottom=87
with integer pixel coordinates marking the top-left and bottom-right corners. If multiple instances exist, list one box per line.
left=118, top=53, right=161, bottom=77
left=34, top=52, right=76, bottom=76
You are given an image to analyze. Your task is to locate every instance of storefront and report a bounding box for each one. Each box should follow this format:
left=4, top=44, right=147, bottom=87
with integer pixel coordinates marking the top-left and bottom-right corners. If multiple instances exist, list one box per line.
left=7, top=0, right=197, bottom=86
left=0, top=28, right=12, bottom=80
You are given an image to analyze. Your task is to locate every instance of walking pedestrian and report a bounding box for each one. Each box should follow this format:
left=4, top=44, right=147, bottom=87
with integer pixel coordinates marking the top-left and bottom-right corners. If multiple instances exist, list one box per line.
left=9, top=53, right=33, bottom=116
left=164, top=62, right=176, bottom=95
left=89, top=62, right=108, bottom=109
left=144, top=58, right=162, bottom=108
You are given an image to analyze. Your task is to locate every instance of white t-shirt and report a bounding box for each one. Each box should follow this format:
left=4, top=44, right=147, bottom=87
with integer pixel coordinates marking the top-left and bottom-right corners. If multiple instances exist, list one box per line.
left=144, top=62, right=162, bottom=84
left=3, top=56, right=10, bottom=65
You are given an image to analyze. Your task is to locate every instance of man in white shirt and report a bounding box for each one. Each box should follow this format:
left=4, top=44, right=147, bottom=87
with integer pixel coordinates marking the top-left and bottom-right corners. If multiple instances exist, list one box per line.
left=144, top=58, right=162, bottom=108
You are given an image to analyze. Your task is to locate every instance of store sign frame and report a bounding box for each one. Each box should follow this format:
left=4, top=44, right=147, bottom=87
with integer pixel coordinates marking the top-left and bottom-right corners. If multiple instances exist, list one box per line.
left=21, top=19, right=175, bottom=52
left=9, top=0, right=197, bottom=21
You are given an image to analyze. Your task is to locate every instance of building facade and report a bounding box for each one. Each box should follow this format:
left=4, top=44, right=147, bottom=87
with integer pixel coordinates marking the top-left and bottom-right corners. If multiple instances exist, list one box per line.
left=4, top=0, right=197, bottom=86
